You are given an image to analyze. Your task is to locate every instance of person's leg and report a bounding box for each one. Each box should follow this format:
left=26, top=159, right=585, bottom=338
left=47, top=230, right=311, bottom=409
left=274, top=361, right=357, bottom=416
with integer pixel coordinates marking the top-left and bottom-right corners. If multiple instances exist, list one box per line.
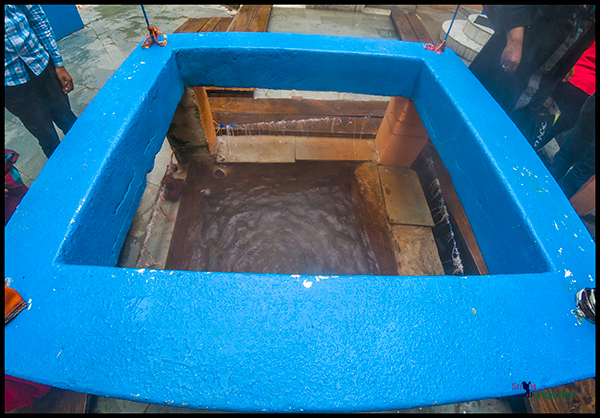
left=558, top=138, right=595, bottom=199
left=39, top=61, right=78, bottom=135
left=4, top=67, right=61, bottom=158
left=542, top=82, right=590, bottom=149
left=548, top=128, right=579, bottom=180
left=548, top=94, right=595, bottom=194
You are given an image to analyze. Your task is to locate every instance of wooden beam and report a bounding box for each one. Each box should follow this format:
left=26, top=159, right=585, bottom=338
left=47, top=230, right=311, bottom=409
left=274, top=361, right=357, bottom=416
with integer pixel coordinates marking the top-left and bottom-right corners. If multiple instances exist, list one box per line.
left=174, top=17, right=233, bottom=34
left=228, top=5, right=272, bottom=33
left=192, top=86, right=217, bottom=153
left=390, top=8, right=420, bottom=42
left=525, top=378, right=595, bottom=413
left=208, top=97, right=388, bottom=116
left=405, top=13, right=433, bottom=43
left=212, top=113, right=382, bottom=137
left=173, top=17, right=210, bottom=34
left=201, top=16, right=225, bottom=33
left=570, top=175, right=595, bottom=216
left=375, top=96, right=430, bottom=167
left=208, top=97, right=387, bottom=138
left=424, top=142, right=489, bottom=275
left=213, top=16, right=234, bottom=32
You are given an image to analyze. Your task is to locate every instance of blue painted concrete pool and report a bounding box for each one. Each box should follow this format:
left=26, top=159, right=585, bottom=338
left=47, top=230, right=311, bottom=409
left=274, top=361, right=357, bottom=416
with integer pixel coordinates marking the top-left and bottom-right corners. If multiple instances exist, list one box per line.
left=5, top=32, right=595, bottom=412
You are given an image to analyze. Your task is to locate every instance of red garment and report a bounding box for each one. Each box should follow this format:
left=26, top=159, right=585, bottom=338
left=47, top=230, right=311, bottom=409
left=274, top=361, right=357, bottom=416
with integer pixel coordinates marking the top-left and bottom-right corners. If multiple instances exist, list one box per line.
left=5, top=149, right=29, bottom=225
left=5, top=375, right=52, bottom=412
left=569, top=40, right=595, bottom=95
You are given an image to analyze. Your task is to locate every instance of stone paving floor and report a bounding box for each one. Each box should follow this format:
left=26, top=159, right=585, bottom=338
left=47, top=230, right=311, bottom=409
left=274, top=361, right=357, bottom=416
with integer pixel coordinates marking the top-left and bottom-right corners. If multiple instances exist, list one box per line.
left=5, top=4, right=587, bottom=414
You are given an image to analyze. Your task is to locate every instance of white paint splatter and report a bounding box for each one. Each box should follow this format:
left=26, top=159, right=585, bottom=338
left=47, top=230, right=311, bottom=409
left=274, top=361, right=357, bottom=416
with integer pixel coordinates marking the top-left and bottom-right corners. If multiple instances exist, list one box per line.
left=291, top=274, right=300, bottom=278
left=27, top=299, right=32, bottom=310
left=136, top=268, right=145, bottom=273
left=565, top=270, right=573, bottom=278
left=56, top=349, right=63, bottom=358
left=554, top=221, right=559, bottom=230
left=302, top=279, right=313, bottom=288
left=558, top=248, right=562, bottom=255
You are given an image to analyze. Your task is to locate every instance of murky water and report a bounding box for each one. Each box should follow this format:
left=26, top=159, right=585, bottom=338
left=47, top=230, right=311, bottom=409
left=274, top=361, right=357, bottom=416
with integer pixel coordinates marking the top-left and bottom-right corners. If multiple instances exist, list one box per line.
left=171, top=162, right=379, bottom=276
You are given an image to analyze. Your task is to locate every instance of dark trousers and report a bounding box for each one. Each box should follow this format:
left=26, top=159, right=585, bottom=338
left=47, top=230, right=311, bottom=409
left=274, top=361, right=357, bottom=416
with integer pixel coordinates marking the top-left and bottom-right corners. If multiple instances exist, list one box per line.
left=548, top=93, right=595, bottom=199
left=528, top=82, right=591, bottom=152
left=548, top=82, right=591, bottom=144
left=5, top=62, right=77, bottom=159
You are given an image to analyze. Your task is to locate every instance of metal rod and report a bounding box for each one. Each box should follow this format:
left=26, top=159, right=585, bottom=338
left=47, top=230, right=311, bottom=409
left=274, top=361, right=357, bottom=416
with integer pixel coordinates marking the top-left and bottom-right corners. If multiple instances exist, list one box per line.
left=140, top=4, right=152, bottom=34
left=443, top=5, right=460, bottom=43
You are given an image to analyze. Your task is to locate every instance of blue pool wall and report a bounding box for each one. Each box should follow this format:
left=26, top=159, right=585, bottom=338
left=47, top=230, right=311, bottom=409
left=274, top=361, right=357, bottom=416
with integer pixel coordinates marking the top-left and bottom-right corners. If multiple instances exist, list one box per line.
left=55, top=32, right=563, bottom=274
left=5, top=33, right=595, bottom=412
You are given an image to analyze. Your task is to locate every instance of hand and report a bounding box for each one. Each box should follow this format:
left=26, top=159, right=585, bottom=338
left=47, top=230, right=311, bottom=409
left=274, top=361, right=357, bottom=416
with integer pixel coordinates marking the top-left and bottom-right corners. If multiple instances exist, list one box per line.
left=55, top=66, right=74, bottom=94
left=500, top=27, right=524, bottom=75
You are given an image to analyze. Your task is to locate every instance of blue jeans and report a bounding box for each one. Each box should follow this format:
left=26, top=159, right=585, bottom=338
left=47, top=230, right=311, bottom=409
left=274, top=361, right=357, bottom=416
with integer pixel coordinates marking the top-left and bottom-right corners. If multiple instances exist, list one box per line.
left=548, top=94, right=595, bottom=199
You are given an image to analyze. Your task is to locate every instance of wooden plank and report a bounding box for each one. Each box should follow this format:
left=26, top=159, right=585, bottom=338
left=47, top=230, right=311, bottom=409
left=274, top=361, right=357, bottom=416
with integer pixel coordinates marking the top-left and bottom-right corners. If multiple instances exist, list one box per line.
left=425, top=142, right=489, bottom=275
left=212, top=113, right=382, bottom=137
left=210, top=97, right=387, bottom=138
left=570, top=175, right=595, bottom=216
left=526, top=378, right=595, bottom=413
left=228, top=5, right=272, bottom=33
left=173, top=17, right=210, bottom=34
left=208, top=97, right=389, bottom=116
left=7, top=388, right=89, bottom=413
left=227, top=5, right=256, bottom=32
left=205, top=90, right=255, bottom=98
left=213, top=17, right=234, bottom=32
left=252, top=4, right=272, bottom=32
left=405, top=13, right=433, bottom=44
left=192, top=86, right=217, bottom=153
left=390, top=8, right=419, bottom=42
left=201, top=16, right=225, bottom=33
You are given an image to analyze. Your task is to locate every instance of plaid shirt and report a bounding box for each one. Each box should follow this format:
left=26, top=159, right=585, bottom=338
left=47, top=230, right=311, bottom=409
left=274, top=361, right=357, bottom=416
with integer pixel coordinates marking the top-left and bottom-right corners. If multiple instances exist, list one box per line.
left=4, top=4, right=64, bottom=86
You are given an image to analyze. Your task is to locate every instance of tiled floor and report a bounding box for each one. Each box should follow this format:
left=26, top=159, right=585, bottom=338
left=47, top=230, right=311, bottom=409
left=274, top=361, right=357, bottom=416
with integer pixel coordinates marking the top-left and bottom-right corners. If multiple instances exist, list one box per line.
left=5, top=4, right=590, bottom=414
